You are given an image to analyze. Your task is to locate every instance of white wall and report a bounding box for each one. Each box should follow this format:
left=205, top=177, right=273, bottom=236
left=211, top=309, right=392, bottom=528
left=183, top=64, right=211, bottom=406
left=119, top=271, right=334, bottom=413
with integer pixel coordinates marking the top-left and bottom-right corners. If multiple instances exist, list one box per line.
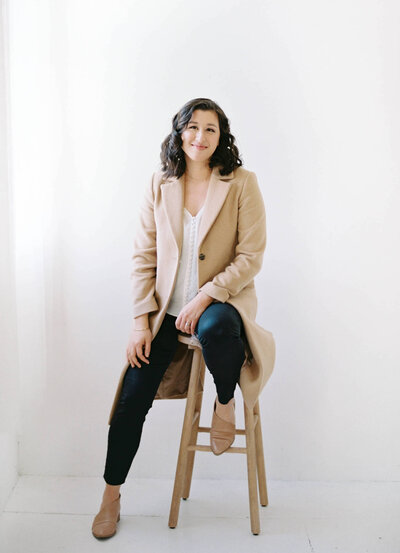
left=5, top=0, right=400, bottom=482
left=0, top=0, right=20, bottom=511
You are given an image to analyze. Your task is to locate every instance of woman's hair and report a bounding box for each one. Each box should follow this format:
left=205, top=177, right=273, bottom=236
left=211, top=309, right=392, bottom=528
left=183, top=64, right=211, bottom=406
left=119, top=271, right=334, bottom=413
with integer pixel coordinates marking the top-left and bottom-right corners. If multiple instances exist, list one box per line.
left=160, top=98, right=243, bottom=179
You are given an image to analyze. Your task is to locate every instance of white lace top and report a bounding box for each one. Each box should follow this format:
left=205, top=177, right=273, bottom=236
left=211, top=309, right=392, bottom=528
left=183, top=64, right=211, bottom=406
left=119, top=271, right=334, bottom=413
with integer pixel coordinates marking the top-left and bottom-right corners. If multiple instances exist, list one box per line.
left=166, top=205, right=205, bottom=316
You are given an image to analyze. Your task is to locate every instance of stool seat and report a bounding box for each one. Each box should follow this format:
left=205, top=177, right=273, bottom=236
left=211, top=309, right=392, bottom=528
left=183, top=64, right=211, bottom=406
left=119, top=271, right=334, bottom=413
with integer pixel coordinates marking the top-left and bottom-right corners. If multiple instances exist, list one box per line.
left=168, top=332, right=269, bottom=535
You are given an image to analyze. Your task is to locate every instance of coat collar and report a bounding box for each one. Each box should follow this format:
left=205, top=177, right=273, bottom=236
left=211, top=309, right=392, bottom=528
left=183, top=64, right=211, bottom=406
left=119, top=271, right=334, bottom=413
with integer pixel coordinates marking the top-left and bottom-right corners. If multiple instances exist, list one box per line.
left=160, top=165, right=234, bottom=253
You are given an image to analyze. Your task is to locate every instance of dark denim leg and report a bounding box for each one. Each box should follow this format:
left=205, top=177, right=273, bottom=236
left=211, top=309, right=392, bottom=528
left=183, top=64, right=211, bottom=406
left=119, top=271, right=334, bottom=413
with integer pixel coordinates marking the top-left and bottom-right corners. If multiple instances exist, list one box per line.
left=103, top=313, right=178, bottom=485
left=194, top=303, right=246, bottom=404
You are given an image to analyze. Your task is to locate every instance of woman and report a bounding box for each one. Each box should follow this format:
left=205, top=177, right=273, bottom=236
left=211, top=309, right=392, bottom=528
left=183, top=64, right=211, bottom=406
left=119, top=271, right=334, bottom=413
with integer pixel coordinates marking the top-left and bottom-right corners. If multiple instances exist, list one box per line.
left=92, top=98, right=275, bottom=539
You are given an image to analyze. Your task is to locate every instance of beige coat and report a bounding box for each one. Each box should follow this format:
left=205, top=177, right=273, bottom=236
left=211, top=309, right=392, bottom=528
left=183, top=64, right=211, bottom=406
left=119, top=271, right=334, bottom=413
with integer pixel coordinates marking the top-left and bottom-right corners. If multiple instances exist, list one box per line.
left=108, top=165, right=276, bottom=424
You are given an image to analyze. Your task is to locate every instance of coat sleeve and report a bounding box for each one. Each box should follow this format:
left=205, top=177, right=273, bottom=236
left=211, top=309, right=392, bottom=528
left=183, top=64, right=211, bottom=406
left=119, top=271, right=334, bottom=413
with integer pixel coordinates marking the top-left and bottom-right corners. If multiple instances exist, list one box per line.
left=198, top=171, right=267, bottom=303
left=130, top=172, right=159, bottom=318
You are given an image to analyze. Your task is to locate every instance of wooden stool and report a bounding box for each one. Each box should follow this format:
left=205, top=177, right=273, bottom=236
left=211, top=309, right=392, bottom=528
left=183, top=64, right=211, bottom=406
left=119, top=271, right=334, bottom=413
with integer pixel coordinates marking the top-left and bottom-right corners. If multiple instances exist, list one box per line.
left=168, top=332, right=269, bottom=535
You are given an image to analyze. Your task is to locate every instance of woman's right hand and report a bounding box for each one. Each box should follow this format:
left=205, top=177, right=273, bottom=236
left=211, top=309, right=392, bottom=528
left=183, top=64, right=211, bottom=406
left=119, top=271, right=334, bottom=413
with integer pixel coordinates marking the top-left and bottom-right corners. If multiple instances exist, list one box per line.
left=126, top=328, right=152, bottom=368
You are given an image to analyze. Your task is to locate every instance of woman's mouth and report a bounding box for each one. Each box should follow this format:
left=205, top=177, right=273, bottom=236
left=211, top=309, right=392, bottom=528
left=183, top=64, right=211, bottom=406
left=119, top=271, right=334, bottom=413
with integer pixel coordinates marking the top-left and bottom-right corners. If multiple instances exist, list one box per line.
left=192, top=144, right=207, bottom=150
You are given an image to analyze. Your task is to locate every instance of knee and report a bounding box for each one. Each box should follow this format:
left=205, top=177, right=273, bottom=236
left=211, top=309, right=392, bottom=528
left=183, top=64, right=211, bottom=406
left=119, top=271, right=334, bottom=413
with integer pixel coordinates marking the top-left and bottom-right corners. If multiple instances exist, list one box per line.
left=197, top=321, right=223, bottom=343
left=196, top=316, right=240, bottom=344
left=111, top=396, right=152, bottom=427
left=112, top=382, right=154, bottom=422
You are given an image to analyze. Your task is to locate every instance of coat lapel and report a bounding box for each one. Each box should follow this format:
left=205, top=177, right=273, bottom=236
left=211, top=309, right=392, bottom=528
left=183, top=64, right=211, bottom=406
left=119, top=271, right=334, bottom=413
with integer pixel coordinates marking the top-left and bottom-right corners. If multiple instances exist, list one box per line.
left=160, top=165, right=234, bottom=253
left=160, top=175, right=184, bottom=254
left=197, top=167, right=233, bottom=248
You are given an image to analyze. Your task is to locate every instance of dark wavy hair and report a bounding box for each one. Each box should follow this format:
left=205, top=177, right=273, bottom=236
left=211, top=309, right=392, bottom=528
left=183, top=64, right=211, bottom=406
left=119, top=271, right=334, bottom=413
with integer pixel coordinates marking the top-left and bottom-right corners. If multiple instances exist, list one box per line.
left=160, top=98, right=243, bottom=179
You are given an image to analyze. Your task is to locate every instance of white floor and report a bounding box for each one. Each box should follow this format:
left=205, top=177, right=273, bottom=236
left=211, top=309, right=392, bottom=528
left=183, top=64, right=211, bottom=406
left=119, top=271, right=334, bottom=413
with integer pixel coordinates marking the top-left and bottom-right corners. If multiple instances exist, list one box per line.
left=1, top=476, right=399, bottom=553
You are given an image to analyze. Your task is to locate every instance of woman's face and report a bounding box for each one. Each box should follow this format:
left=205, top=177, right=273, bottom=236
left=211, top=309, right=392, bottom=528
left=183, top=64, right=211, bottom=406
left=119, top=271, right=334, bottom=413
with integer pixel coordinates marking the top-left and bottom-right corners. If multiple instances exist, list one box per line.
left=180, top=109, right=221, bottom=164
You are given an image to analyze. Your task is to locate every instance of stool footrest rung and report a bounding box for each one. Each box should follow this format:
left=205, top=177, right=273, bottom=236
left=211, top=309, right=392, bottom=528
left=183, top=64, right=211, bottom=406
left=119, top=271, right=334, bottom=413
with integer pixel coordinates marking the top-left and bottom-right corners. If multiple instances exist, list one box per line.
left=197, top=413, right=258, bottom=435
left=198, top=426, right=246, bottom=435
left=187, top=444, right=248, bottom=454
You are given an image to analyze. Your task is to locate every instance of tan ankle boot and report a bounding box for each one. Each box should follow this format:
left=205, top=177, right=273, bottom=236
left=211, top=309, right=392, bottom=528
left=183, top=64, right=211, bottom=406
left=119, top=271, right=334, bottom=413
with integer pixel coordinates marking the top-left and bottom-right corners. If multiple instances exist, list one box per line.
left=210, top=397, right=236, bottom=455
left=92, top=493, right=121, bottom=539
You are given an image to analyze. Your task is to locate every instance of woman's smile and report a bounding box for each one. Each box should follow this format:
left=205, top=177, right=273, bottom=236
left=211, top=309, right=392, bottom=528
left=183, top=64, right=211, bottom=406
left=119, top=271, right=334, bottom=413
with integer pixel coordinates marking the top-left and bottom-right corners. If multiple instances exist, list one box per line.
left=192, top=144, right=207, bottom=150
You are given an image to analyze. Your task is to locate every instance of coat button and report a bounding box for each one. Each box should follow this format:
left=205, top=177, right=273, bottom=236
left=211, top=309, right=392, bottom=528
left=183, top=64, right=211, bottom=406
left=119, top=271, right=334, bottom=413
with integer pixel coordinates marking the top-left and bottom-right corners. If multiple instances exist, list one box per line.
left=199, top=253, right=205, bottom=260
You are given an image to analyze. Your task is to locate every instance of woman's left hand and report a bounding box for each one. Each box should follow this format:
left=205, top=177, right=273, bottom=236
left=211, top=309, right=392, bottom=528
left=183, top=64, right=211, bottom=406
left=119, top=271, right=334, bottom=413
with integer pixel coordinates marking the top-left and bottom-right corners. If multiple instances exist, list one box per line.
left=175, top=291, right=214, bottom=335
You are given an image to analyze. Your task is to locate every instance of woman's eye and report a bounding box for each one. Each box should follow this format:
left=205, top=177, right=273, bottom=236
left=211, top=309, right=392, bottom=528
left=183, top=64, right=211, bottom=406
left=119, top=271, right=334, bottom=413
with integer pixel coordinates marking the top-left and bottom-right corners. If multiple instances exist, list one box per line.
left=189, top=125, right=215, bottom=132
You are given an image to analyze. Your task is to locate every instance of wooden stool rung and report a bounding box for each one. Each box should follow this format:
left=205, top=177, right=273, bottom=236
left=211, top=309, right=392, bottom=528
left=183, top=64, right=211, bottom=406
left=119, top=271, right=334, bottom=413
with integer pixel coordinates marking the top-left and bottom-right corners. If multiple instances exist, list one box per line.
left=197, top=426, right=247, bottom=436
left=197, top=418, right=258, bottom=434
left=187, top=444, right=248, bottom=454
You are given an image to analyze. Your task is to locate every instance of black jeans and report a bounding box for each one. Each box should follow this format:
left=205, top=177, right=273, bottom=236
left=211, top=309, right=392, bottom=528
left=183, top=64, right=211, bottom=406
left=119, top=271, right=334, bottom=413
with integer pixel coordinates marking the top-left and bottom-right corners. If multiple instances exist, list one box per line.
left=103, top=302, right=246, bottom=485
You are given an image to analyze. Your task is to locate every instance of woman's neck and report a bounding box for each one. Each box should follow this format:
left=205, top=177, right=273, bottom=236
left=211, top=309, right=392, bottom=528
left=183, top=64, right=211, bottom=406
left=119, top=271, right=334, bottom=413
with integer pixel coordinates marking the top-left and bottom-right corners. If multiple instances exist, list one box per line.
left=184, top=159, right=212, bottom=182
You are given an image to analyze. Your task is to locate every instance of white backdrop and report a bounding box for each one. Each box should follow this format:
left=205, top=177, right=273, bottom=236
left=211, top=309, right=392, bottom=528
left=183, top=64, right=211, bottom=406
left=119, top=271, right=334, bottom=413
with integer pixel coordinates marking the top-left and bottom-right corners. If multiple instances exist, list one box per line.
left=2, top=0, right=400, bottom=490
left=0, top=0, right=19, bottom=511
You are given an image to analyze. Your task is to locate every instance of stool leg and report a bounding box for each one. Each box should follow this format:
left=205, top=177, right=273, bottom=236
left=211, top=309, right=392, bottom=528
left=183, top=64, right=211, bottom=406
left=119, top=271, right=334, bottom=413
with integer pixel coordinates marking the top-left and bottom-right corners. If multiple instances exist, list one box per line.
left=168, top=348, right=202, bottom=528
left=253, top=400, right=268, bottom=506
left=244, top=400, right=260, bottom=535
left=182, top=359, right=205, bottom=499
